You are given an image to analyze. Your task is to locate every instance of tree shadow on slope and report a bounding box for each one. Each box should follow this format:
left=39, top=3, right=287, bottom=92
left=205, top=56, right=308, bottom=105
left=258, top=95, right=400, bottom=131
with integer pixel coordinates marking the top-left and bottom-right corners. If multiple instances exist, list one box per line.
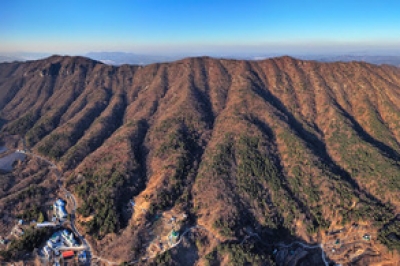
left=0, top=118, right=6, bottom=131
left=245, top=116, right=324, bottom=228
left=118, top=119, right=150, bottom=230
left=333, top=102, right=400, bottom=161
left=250, top=80, right=390, bottom=209
left=205, top=224, right=334, bottom=266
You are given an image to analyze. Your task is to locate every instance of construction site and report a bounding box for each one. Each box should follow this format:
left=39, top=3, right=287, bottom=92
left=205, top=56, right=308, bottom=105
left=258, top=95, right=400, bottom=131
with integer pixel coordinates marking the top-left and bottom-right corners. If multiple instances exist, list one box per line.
left=320, top=220, right=398, bottom=265
left=144, top=209, right=187, bottom=258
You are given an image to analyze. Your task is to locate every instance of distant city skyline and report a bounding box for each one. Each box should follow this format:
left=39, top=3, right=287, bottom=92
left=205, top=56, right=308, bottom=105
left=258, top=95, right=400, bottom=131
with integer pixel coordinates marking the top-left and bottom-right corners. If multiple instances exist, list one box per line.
left=1, top=0, right=400, bottom=56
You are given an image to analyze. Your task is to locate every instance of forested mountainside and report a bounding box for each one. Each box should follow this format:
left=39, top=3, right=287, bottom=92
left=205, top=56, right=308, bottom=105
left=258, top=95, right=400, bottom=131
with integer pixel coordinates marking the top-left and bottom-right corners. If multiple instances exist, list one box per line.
left=1, top=55, right=400, bottom=264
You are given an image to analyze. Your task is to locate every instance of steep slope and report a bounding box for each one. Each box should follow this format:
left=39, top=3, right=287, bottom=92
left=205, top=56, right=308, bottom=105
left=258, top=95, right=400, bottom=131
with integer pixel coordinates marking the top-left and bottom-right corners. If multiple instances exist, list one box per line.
left=0, top=56, right=400, bottom=264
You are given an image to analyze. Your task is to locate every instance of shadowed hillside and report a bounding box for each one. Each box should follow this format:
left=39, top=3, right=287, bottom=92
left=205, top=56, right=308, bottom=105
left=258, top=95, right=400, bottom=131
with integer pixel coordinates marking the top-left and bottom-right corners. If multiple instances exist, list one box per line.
left=1, top=55, right=400, bottom=264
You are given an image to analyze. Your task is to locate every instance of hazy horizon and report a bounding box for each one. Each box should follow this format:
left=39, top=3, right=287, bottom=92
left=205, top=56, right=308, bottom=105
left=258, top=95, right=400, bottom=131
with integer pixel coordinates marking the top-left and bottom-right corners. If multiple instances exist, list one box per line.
left=1, top=0, right=400, bottom=56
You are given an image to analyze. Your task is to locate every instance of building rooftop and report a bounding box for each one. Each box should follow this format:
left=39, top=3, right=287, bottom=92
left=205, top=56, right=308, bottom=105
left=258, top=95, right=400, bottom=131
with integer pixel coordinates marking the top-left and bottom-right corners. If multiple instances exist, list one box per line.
left=55, top=199, right=65, bottom=206
left=62, top=250, right=74, bottom=258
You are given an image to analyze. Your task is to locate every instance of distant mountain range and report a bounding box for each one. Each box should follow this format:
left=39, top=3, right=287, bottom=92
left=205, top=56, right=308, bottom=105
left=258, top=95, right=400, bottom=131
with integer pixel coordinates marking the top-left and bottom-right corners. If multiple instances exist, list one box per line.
left=0, top=52, right=51, bottom=63
left=84, top=51, right=181, bottom=65
left=297, top=54, right=400, bottom=66
left=85, top=52, right=400, bottom=67
left=0, top=55, right=23, bottom=63
left=1, top=52, right=400, bottom=67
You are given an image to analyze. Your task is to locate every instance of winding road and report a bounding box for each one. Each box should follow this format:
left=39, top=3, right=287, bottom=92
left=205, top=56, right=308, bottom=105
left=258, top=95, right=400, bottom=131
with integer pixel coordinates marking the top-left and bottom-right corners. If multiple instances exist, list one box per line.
left=24, top=148, right=125, bottom=265
left=19, top=148, right=96, bottom=264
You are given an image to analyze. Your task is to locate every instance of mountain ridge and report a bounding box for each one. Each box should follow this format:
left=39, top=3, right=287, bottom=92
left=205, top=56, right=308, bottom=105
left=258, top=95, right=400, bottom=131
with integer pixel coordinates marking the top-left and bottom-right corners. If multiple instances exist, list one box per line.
left=1, top=55, right=400, bottom=264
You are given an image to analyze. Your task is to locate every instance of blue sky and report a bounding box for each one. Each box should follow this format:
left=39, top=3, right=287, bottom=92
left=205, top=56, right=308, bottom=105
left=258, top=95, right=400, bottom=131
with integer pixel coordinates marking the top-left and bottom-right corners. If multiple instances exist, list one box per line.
left=1, top=0, right=400, bottom=55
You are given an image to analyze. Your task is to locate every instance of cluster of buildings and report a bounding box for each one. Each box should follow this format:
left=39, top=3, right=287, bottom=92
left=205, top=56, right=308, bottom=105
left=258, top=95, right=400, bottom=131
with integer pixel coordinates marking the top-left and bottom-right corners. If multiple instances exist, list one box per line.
left=35, top=198, right=88, bottom=263
left=41, top=229, right=82, bottom=262
left=35, top=198, right=68, bottom=228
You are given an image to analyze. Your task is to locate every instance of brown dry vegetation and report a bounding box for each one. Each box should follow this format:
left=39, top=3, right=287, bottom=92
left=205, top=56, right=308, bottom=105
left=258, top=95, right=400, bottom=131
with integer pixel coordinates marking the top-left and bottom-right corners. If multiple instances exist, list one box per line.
left=1, top=55, right=400, bottom=264
left=0, top=144, right=58, bottom=248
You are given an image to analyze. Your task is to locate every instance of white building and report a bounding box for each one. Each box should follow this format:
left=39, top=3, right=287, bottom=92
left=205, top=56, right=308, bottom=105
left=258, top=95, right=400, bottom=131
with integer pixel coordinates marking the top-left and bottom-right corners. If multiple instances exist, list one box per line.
left=36, top=222, right=57, bottom=228
left=47, top=238, right=62, bottom=250
left=78, top=250, right=87, bottom=263
left=62, top=229, right=77, bottom=247
left=53, top=199, right=68, bottom=220
left=56, top=199, right=65, bottom=206
left=50, top=233, right=60, bottom=243
left=47, top=240, right=57, bottom=249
